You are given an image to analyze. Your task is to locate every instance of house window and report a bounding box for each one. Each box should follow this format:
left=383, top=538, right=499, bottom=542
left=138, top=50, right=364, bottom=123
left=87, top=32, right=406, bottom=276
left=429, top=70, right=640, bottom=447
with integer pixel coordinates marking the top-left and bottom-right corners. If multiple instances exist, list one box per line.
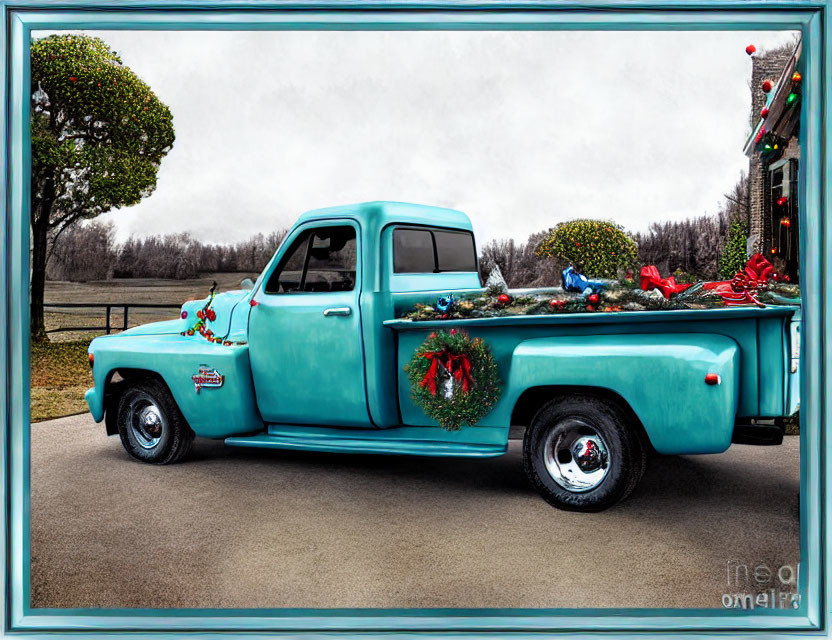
left=768, top=158, right=799, bottom=279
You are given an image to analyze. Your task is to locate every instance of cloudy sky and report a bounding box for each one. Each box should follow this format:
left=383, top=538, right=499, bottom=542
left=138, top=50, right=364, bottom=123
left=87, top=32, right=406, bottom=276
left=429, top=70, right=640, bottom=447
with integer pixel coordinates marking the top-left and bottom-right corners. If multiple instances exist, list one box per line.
left=40, top=29, right=796, bottom=245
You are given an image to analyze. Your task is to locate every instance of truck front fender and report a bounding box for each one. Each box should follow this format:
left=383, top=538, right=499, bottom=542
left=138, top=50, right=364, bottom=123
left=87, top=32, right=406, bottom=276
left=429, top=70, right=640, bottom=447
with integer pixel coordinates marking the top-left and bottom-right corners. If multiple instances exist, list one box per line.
left=506, top=334, right=740, bottom=454
left=86, top=333, right=263, bottom=439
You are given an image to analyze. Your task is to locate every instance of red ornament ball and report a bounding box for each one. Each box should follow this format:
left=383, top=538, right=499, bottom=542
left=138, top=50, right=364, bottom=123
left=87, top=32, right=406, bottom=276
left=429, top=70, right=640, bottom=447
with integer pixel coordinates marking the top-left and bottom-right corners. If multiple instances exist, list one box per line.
left=762, top=80, right=773, bottom=93
left=761, top=107, right=769, bottom=118
left=587, top=293, right=599, bottom=304
left=586, top=304, right=595, bottom=312
left=792, top=72, right=802, bottom=83
left=549, top=299, right=559, bottom=308
left=745, top=44, right=756, bottom=56
left=497, top=294, right=511, bottom=305
left=784, top=275, right=791, bottom=282
left=69, top=76, right=77, bottom=82
left=777, top=196, right=789, bottom=207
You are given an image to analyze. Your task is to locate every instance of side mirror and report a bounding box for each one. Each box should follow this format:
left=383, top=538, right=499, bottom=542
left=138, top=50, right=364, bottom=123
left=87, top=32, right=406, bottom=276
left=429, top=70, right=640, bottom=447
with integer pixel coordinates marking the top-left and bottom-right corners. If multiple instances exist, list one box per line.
left=240, top=278, right=254, bottom=291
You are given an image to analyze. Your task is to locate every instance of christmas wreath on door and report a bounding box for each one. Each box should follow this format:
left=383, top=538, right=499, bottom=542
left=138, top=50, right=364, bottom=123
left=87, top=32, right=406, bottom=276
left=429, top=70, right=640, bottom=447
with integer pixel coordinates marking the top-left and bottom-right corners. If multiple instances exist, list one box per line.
left=405, top=329, right=501, bottom=431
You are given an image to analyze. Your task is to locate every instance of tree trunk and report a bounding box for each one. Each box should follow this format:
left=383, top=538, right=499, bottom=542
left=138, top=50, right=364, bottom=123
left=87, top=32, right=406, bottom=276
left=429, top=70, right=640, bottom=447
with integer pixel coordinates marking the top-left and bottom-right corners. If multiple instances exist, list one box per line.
left=30, top=213, right=50, bottom=343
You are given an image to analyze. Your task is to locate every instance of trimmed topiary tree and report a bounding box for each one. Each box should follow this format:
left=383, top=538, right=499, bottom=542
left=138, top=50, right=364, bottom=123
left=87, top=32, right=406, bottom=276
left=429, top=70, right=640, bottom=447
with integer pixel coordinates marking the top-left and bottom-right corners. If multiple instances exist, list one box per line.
left=30, top=34, right=175, bottom=340
left=718, top=217, right=749, bottom=279
left=535, top=219, right=638, bottom=278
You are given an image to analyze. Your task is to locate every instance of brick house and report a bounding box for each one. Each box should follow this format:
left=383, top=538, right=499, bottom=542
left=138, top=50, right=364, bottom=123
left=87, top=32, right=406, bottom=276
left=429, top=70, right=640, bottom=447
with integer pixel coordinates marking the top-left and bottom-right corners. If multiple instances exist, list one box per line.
left=743, top=39, right=802, bottom=281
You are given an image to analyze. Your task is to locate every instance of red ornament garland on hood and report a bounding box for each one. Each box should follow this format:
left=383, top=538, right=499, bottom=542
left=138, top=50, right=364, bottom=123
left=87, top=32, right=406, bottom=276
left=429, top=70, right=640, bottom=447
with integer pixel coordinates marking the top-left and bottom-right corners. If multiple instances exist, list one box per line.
left=180, top=282, right=238, bottom=346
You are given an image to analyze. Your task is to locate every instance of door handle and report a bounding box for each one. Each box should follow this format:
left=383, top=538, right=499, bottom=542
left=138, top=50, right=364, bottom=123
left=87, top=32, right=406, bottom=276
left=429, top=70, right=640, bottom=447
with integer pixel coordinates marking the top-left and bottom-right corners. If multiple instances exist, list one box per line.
left=323, top=307, right=352, bottom=317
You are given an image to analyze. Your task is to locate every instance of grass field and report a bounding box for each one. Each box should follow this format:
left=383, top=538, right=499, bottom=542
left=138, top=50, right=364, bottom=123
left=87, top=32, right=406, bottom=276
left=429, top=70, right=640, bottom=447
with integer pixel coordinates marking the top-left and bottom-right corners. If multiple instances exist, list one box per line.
left=32, top=273, right=255, bottom=421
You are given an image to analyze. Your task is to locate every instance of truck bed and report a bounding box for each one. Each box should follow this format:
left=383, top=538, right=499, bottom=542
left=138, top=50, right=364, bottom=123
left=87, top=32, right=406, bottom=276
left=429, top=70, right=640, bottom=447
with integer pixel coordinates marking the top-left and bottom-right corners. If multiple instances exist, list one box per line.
left=384, top=305, right=800, bottom=452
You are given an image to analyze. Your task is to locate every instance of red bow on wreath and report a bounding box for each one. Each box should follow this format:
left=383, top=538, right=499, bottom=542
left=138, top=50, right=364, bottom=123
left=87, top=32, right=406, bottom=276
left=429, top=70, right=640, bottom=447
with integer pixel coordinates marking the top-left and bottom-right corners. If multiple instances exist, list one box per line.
left=421, top=351, right=474, bottom=396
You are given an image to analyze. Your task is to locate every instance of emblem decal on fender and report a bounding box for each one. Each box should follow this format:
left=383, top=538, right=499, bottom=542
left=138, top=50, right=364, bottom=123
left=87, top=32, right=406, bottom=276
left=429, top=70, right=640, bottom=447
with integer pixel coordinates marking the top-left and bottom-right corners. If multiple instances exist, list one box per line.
left=192, top=366, right=224, bottom=393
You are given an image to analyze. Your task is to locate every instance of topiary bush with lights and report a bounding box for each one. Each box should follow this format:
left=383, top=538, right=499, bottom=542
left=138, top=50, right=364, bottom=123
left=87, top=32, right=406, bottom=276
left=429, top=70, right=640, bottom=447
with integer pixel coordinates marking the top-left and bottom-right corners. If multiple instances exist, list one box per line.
left=535, top=219, right=638, bottom=279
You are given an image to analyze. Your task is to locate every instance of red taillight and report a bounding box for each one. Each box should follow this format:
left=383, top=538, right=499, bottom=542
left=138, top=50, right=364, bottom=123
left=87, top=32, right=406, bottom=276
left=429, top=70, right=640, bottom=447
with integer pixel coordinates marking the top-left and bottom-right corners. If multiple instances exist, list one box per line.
left=705, top=373, right=721, bottom=385
left=88, top=353, right=94, bottom=368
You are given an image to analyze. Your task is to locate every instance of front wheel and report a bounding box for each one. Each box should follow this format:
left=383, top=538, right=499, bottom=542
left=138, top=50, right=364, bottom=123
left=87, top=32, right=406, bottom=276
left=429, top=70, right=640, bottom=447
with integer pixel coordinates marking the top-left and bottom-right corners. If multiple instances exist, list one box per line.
left=116, top=377, right=194, bottom=464
left=523, top=395, right=646, bottom=512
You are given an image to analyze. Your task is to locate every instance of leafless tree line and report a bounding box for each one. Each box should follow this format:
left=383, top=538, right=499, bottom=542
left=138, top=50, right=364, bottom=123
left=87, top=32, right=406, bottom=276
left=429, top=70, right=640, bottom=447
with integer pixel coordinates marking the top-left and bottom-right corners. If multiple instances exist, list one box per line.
left=48, top=174, right=748, bottom=284
left=480, top=174, right=749, bottom=286
left=46, top=222, right=288, bottom=281
left=634, top=174, right=748, bottom=280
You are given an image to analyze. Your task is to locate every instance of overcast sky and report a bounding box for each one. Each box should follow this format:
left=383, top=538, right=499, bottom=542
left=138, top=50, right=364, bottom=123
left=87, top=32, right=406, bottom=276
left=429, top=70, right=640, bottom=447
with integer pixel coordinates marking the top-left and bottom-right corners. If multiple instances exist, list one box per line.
left=39, top=29, right=796, bottom=245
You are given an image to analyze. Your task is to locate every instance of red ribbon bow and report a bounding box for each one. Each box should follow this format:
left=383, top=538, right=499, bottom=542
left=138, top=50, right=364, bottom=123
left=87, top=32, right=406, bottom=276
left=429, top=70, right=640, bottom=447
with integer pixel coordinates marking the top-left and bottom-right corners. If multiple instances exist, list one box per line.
left=420, top=350, right=473, bottom=396
left=720, top=271, right=766, bottom=308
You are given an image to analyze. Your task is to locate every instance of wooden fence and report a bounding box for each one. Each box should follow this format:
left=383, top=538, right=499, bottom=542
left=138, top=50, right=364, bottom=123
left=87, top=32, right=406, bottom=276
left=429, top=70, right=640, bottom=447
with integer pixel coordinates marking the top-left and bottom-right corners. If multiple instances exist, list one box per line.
left=44, top=303, right=181, bottom=334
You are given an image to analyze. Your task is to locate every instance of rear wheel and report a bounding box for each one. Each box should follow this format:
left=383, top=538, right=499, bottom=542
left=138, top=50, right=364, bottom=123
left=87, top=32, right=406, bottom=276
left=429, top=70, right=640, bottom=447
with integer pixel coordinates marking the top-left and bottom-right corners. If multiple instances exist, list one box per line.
left=523, top=395, right=646, bottom=512
left=116, top=378, right=194, bottom=464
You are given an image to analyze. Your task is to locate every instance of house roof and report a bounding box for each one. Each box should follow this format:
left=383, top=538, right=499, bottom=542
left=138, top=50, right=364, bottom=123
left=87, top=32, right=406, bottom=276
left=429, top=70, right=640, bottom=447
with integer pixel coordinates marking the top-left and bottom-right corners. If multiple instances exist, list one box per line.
left=743, top=39, right=802, bottom=157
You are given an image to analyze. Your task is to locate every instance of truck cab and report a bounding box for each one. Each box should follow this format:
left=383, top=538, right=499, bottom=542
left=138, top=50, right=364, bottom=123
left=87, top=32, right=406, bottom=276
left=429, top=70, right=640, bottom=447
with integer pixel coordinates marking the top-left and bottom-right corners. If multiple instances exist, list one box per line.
left=246, top=202, right=480, bottom=429
left=85, top=201, right=800, bottom=511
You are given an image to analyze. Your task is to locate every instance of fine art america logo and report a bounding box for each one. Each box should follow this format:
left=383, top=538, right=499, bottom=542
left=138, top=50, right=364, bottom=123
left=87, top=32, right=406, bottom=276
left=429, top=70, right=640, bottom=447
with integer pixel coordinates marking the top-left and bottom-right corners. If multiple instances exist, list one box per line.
left=722, top=560, right=800, bottom=609
left=192, top=366, right=224, bottom=393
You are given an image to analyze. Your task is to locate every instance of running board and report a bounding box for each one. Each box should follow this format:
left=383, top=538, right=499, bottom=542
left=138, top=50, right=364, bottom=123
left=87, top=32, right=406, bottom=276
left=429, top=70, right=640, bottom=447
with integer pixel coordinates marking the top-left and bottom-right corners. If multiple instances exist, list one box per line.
left=224, top=431, right=506, bottom=458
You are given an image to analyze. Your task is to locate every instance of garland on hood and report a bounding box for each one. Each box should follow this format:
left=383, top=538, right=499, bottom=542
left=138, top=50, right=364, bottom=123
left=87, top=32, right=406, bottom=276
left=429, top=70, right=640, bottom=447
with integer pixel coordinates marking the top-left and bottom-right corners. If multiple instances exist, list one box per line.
left=180, top=282, right=243, bottom=346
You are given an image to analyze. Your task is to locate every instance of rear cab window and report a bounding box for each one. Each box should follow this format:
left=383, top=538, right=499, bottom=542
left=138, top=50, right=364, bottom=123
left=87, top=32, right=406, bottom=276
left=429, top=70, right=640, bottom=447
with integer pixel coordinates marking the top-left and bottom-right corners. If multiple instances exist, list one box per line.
left=393, top=227, right=477, bottom=273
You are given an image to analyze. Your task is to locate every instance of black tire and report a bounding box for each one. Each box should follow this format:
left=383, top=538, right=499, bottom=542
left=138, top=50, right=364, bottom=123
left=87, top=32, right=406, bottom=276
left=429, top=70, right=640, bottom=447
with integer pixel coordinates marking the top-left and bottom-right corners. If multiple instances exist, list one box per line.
left=523, top=395, right=646, bottom=512
left=116, top=377, right=194, bottom=464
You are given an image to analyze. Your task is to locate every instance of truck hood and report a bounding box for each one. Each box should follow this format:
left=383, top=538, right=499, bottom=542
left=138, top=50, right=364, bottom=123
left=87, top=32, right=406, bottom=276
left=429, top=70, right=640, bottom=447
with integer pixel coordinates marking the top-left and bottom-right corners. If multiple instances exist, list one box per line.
left=119, top=318, right=188, bottom=337
left=117, top=289, right=251, bottom=339
left=180, top=289, right=250, bottom=340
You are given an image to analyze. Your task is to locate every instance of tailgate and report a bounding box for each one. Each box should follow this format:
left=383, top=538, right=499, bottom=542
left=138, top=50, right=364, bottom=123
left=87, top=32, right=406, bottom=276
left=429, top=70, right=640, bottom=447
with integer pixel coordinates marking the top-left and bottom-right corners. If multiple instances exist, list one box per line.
left=787, top=312, right=801, bottom=415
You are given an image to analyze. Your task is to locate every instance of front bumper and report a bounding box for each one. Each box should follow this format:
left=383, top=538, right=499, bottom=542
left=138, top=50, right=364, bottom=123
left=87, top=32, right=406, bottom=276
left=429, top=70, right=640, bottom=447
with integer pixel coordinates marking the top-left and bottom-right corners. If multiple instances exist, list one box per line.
left=85, top=387, right=104, bottom=423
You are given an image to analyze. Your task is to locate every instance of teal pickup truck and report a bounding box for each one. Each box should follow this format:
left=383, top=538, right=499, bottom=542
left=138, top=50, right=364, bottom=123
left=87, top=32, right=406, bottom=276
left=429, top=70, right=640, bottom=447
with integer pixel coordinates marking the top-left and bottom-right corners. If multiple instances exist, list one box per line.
left=85, top=202, right=800, bottom=511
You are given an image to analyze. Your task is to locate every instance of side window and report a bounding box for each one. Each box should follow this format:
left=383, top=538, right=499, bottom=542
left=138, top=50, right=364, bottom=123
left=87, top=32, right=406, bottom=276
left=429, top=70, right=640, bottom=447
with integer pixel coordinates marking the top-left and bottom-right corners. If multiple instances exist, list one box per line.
left=434, top=230, right=477, bottom=272
left=265, top=226, right=357, bottom=294
left=393, top=229, right=435, bottom=273
left=266, top=231, right=310, bottom=293
left=304, top=227, right=357, bottom=292
left=393, top=227, right=477, bottom=273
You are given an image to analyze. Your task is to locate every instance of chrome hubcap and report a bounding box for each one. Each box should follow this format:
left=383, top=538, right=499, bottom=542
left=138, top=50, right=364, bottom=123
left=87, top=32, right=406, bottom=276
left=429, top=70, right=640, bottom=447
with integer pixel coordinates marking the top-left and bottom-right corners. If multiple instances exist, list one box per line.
left=543, top=420, right=610, bottom=492
left=127, top=393, right=165, bottom=449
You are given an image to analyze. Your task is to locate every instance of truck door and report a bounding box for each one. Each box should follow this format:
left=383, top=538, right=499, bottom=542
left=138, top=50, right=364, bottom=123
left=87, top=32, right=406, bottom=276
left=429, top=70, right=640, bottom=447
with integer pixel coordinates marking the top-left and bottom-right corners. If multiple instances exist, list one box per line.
left=248, top=221, right=370, bottom=426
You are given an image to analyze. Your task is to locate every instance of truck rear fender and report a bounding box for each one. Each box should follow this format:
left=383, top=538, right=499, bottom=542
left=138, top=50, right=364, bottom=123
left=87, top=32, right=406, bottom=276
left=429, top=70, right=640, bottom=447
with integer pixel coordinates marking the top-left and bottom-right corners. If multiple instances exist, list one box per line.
left=505, top=334, right=740, bottom=455
left=511, top=385, right=653, bottom=452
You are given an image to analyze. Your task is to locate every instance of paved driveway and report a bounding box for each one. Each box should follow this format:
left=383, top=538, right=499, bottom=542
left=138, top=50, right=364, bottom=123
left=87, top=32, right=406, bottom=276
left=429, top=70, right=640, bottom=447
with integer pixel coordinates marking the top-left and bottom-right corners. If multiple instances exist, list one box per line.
left=31, top=414, right=800, bottom=610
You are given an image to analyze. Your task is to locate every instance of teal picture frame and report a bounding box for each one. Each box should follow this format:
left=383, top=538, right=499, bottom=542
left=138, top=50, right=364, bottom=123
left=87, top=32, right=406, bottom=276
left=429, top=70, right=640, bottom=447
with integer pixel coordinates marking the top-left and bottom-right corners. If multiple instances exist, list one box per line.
left=1, top=1, right=827, bottom=636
